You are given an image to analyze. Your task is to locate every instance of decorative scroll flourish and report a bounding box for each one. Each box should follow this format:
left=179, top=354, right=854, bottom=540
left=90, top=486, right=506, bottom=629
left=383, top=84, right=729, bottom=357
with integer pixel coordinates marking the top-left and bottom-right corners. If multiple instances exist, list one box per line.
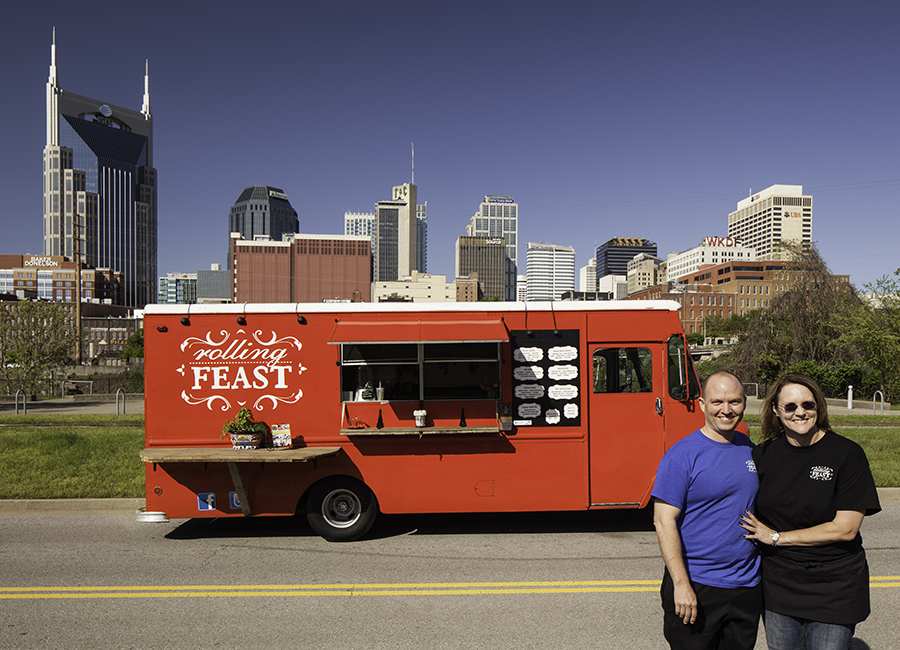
left=252, top=330, right=302, bottom=351
left=180, top=330, right=230, bottom=352
left=253, top=389, right=303, bottom=410
left=181, top=391, right=231, bottom=411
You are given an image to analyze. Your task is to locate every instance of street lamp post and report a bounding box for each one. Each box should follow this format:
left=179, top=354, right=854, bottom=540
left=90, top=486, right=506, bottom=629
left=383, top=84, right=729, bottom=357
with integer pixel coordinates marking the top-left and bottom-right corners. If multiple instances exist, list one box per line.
left=74, top=212, right=82, bottom=365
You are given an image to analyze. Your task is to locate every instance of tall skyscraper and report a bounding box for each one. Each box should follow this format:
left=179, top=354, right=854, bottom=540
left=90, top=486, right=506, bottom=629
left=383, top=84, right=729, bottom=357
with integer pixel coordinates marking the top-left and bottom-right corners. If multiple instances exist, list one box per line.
left=595, top=238, right=657, bottom=279
left=43, top=31, right=157, bottom=308
left=525, top=242, right=575, bottom=302
left=455, top=236, right=506, bottom=301
left=374, top=183, right=418, bottom=282
left=227, top=186, right=299, bottom=268
left=728, top=184, right=812, bottom=260
left=466, top=195, right=517, bottom=300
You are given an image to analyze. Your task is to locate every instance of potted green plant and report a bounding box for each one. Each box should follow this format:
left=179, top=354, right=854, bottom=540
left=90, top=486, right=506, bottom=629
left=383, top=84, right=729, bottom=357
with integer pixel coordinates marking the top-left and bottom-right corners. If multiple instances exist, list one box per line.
left=221, top=406, right=268, bottom=450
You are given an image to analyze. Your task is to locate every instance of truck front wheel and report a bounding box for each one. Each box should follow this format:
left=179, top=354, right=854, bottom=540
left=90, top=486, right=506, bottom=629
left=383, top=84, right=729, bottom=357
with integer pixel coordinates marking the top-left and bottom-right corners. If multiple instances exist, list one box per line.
left=306, top=477, right=378, bottom=542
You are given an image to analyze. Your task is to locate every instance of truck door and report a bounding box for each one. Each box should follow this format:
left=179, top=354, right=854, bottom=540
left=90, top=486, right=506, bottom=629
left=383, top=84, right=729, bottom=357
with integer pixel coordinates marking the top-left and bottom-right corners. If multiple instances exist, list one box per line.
left=587, top=343, right=664, bottom=507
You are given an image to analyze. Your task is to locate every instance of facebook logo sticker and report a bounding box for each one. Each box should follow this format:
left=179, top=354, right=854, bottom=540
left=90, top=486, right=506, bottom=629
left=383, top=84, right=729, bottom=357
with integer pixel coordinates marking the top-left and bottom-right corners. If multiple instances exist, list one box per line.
left=197, top=493, right=216, bottom=511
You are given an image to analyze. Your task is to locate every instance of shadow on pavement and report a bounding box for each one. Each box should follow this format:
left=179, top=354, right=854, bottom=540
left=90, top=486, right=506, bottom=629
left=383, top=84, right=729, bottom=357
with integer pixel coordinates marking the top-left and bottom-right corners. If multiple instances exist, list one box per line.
left=165, top=508, right=656, bottom=541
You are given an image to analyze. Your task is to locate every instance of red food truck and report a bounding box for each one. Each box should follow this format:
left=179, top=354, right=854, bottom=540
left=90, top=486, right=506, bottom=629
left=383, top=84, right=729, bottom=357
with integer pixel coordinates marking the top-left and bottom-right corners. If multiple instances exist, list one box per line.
left=141, top=300, right=703, bottom=541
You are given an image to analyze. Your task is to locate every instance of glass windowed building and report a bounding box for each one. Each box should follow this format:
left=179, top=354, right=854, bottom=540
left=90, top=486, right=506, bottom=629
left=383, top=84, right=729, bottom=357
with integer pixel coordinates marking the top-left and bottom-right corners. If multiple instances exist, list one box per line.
left=43, top=32, right=157, bottom=308
left=466, top=196, right=517, bottom=300
left=227, top=186, right=299, bottom=268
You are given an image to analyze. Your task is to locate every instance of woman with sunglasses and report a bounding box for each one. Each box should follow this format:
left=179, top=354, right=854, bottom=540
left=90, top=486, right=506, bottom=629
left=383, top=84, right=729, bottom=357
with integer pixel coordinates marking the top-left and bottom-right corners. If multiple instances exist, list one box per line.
left=740, top=373, right=880, bottom=650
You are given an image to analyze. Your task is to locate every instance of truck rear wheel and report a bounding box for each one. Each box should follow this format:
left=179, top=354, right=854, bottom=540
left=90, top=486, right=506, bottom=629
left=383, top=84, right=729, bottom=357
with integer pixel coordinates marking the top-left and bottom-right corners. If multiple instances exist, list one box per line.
left=306, top=477, right=378, bottom=542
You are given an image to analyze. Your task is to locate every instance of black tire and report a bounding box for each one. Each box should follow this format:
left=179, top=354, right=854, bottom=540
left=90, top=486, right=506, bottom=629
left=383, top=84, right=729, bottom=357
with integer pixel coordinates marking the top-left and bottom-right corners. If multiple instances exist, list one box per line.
left=306, top=477, right=378, bottom=542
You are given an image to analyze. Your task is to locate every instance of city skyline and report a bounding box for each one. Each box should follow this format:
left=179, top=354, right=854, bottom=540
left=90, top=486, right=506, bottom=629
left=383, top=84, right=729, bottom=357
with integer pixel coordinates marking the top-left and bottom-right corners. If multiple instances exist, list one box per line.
left=2, top=2, right=900, bottom=299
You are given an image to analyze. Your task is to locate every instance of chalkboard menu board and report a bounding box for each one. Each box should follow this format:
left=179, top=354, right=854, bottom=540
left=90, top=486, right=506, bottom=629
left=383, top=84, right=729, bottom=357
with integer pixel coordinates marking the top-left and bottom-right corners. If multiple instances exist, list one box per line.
left=509, top=329, right=581, bottom=427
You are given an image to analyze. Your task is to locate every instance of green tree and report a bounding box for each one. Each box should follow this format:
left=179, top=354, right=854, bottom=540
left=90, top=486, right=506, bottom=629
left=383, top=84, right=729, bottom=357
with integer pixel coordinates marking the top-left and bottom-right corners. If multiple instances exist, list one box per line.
left=122, top=329, right=144, bottom=361
left=686, top=332, right=705, bottom=346
left=718, top=244, right=861, bottom=395
left=0, top=301, right=78, bottom=396
left=834, top=272, right=900, bottom=400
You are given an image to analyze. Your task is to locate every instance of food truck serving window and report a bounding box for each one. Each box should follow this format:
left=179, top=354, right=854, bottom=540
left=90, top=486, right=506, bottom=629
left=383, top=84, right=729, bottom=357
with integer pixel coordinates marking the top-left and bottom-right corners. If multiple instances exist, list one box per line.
left=340, top=342, right=501, bottom=402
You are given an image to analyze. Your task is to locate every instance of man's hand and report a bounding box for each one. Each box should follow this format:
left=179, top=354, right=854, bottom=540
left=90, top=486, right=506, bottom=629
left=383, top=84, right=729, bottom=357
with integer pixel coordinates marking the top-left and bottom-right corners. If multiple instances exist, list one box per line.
left=673, top=581, right=698, bottom=625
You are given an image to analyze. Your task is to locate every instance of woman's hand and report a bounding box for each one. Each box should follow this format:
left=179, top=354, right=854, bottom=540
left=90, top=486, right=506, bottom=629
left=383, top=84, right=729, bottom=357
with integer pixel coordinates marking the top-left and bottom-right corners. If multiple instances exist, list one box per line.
left=740, top=509, right=774, bottom=544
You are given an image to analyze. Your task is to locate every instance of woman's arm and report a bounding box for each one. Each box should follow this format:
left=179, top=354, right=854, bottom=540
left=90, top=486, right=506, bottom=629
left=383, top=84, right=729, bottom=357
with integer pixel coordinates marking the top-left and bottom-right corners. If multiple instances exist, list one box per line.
left=740, top=509, right=864, bottom=546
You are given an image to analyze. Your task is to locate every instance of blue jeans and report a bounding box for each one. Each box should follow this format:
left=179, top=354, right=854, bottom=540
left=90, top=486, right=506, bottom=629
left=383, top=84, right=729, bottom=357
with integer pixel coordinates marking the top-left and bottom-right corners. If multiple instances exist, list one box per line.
left=764, top=610, right=855, bottom=650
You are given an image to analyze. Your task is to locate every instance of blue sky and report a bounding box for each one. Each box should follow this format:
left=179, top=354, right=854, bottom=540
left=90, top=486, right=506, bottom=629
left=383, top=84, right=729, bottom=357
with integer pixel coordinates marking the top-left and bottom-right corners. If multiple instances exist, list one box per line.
left=2, top=1, right=899, bottom=291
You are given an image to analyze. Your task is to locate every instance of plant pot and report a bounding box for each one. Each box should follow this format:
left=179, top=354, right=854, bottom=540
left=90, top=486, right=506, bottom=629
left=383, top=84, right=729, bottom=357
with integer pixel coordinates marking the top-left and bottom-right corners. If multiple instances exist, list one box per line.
left=229, top=431, right=263, bottom=450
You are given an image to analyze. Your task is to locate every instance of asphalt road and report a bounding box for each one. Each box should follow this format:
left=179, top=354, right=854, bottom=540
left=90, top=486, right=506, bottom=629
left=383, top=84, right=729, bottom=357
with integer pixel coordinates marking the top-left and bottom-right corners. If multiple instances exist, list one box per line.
left=1, top=506, right=898, bottom=650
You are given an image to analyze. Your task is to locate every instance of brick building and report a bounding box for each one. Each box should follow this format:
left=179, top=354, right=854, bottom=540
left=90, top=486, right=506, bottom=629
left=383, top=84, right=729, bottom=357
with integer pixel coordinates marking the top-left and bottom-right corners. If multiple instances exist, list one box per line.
left=230, top=233, right=371, bottom=303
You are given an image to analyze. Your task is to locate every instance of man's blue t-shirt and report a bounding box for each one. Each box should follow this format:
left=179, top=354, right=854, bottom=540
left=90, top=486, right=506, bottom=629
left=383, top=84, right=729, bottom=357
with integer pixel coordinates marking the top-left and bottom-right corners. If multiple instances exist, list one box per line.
left=651, top=429, right=760, bottom=589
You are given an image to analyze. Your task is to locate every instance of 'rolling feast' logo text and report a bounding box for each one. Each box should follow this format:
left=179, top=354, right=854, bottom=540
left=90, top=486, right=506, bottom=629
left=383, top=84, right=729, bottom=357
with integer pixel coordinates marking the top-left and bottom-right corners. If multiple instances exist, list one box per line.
left=176, top=329, right=306, bottom=412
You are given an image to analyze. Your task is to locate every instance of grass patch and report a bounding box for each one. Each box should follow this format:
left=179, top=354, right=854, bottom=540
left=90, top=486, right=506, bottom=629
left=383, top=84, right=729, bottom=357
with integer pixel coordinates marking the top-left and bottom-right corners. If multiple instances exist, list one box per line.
left=0, top=414, right=143, bottom=426
left=742, top=413, right=900, bottom=427
left=0, top=424, right=145, bottom=498
left=0, top=414, right=898, bottom=499
left=743, top=418, right=900, bottom=487
left=837, top=429, right=900, bottom=488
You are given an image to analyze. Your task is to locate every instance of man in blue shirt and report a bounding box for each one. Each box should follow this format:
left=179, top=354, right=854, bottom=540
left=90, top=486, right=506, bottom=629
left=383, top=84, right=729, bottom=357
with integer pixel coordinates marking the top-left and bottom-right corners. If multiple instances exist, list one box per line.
left=652, top=371, right=761, bottom=650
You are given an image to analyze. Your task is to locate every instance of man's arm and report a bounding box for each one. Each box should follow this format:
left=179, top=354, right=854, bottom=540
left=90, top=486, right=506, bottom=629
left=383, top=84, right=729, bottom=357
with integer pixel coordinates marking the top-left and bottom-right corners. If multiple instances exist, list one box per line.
left=653, top=498, right=697, bottom=625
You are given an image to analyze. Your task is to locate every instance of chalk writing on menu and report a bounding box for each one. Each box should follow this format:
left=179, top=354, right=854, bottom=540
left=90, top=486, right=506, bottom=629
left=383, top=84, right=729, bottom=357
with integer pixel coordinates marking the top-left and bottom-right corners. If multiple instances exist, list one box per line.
left=510, top=330, right=581, bottom=427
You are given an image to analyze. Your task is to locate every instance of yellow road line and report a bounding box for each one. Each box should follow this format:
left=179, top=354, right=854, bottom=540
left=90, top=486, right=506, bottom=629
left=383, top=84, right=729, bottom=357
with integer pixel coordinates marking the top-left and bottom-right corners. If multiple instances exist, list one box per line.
left=2, top=580, right=657, bottom=600
left=2, top=577, right=897, bottom=600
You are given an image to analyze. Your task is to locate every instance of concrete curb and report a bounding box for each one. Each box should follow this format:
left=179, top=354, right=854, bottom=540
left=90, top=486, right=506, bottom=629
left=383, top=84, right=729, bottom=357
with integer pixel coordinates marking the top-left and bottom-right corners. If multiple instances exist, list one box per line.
left=2, top=490, right=899, bottom=516
left=0, top=498, right=144, bottom=516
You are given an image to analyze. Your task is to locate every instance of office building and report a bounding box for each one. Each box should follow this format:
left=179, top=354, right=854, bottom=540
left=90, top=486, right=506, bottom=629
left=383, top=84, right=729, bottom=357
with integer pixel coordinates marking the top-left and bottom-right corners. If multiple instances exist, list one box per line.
left=595, top=238, right=657, bottom=280
left=626, top=253, right=665, bottom=296
left=467, top=196, right=518, bottom=300
left=666, top=237, right=756, bottom=283
left=373, top=183, right=418, bottom=282
left=417, top=202, right=428, bottom=273
left=455, top=236, right=506, bottom=301
left=230, top=233, right=371, bottom=303
left=525, top=242, right=575, bottom=301
left=0, top=254, right=122, bottom=304
left=227, top=186, right=299, bottom=268
left=598, top=274, right=628, bottom=300
left=43, top=31, right=156, bottom=308
left=373, top=271, right=455, bottom=303
left=158, top=273, right=197, bottom=304
left=728, top=184, right=812, bottom=260
left=517, top=274, right=527, bottom=302
left=197, top=264, right=231, bottom=304
left=456, top=274, right=481, bottom=302
left=579, top=258, right=597, bottom=293
left=344, top=212, right=375, bottom=238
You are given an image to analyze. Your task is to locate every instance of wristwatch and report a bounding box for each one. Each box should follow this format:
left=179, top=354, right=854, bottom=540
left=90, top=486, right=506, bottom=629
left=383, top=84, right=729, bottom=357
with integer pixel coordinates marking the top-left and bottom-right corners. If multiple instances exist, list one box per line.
left=771, top=531, right=780, bottom=546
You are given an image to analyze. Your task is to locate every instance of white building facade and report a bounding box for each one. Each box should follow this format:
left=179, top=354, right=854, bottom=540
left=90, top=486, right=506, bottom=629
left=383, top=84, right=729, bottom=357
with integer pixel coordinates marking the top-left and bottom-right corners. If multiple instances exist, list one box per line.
left=727, top=184, right=812, bottom=260
left=666, top=237, right=757, bottom=282
left=372, top=270, right=455, bottom=303
left=525, top=242, right=575, bottom=302
left=579, top=258, right=597, bottom=293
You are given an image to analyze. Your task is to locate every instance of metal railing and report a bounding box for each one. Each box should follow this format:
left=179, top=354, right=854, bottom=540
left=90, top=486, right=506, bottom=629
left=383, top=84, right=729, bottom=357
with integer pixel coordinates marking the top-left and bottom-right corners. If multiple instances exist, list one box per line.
left=14, top=390, right=26, bottom=415
left=873, top=391, right=884, bottom=416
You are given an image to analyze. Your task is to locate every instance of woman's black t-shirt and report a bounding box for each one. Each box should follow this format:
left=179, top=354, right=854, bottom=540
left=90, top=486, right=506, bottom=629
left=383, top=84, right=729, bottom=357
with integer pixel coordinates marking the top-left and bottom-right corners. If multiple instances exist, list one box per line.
left=753, top=431, right=881, bottom=562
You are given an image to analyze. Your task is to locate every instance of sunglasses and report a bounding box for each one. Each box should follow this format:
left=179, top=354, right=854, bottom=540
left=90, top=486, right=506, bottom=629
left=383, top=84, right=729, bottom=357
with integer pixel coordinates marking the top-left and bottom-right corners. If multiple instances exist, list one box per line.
left=778, top=401, right=817, bottom=413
